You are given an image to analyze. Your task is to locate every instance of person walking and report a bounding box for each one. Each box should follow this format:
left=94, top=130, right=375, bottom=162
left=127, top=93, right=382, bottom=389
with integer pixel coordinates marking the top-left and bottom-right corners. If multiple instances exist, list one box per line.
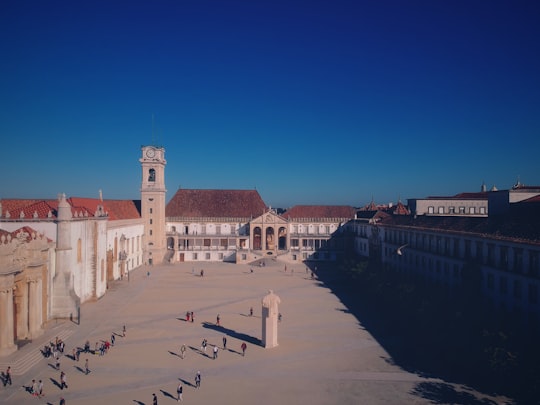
left=85, top=358, right=90, bottom=375
left=31, top=379, right=38, bottom=397
left=216, top=314, right=220, bottom=326
left=60, top=371, right=68, bottom=390
left=195, top=371, right=201, bottom=389
left=5, top=366, right=12, bottom=386
left=213, top=345, right=218, bottom=360
left=37, top=379, right=44, bottom=398
left=111, top=333, right=115, bottom=346
left=152, top=392, right=158, bottom=405
left=241, top=342, right=247, bottom=357
left=249, top=307, right=253, bottom=316
left=186, top=311, right=190, bottom=322
left=123, top=325, right=126, bottom=337
left=180, top=344, right=186, bottom=359
left=191, top=312, right=194, bottom=323
left=59, top=397, right=65, bottom=405
left=176, top=383, right=183, bottom=401
left=222, top=336, right=227, bottom=350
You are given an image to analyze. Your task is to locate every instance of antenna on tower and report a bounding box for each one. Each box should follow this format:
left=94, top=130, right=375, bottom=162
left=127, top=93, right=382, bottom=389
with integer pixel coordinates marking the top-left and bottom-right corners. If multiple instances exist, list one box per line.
left=151, top=113, right=156, bottom=146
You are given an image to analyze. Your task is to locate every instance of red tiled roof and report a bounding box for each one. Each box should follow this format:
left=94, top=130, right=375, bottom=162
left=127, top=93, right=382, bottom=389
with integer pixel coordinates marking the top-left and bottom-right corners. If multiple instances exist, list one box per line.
left=1, top=199, right=58, bottom=219
left=284, top=205, right=356, bottom=219
left=392, top=201, right=410, bottom=215
left=69, top=197, right=141, bottom=220
left=1, top=198, right=141, bottom=220
left=166, top=189, right=267, bottom=218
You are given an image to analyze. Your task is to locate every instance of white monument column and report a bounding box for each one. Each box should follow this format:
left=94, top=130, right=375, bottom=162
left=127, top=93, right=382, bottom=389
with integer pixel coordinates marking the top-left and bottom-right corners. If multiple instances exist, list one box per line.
left=0, top=282, right=16, bottom=356
left=261, top=289, right=281, bottom=348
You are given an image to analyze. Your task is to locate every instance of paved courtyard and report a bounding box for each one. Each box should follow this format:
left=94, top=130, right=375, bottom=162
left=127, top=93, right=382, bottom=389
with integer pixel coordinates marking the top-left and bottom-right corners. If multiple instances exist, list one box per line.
left=1, top=260, right=508, bottom=404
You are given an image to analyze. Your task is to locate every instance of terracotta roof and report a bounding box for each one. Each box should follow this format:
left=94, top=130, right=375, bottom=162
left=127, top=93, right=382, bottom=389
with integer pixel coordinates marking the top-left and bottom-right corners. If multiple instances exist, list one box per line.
left=1, top=199, right=58, bottom=219
left=166, top=189, right=267, bottom=218
left=392, top=201, right=410, bottom=215
left=69, top=197, right=141, bottom=220
left=283, top=205, right=356, bottom=220
left=1, top=198, right=141, bottom=221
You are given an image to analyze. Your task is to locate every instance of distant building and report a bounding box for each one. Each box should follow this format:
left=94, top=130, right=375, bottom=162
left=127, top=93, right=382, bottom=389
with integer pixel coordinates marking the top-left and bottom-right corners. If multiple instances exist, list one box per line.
left=352, top=183, right=540, bottom=316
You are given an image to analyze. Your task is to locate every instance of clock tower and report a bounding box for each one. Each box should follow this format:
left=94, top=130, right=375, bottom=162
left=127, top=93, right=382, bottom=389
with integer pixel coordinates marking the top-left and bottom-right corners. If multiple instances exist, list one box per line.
left=140, top=145, right=167, bottom=265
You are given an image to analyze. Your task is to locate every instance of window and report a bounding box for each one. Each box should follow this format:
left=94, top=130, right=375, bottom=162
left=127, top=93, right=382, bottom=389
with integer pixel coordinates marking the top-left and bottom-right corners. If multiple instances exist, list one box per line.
left=428, top=206, right=434, bottom=214
left=529, top=284, right=538, bottom=304
left=148, top=168, right=155, bottom=182
left=480, top=207, right=486, bottom=214
left=438, top=206, right=444, bottom=214
left=459, top=206, right=465, bottom=214
left=449, top=206, right=455, bottom=214
left=149, top=208, right=153, bottom=214
left=206, top=253, right=210, bottom=260
left=470, top=207, right=475, bottom=214
left=77, top=239, right=82, bottom=263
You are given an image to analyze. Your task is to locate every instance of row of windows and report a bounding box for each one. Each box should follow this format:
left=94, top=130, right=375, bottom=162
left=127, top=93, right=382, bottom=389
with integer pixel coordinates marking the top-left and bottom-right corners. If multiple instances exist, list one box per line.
left=486, top=273, right=539, bottom=305
left=427, top=205, right=486, bottom=215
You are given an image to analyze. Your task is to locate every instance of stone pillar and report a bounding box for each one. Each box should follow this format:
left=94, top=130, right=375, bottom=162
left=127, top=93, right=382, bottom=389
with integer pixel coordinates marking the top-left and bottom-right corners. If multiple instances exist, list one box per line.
left=14, top=281, right=29, bottom=340
left=28, top=277, right=43, bottom=339
left=0, top=278, right=16, bottom=356
left=261, top=289, right=281, bottom=348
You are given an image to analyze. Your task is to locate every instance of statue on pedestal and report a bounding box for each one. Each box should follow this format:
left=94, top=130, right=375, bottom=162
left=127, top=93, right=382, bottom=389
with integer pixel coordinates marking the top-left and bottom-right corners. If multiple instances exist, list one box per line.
left=261, top=289, right=281, bottom=348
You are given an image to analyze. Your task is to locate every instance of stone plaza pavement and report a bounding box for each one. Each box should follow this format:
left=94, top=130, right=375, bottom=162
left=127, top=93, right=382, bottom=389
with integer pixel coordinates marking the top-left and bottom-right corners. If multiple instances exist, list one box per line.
left=0, top=260, right=509, bottom=405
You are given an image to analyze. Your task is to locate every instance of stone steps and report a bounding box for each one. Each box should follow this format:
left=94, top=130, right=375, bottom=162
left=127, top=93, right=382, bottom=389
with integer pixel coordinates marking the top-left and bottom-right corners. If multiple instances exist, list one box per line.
left=0, top=326, right=75, bottom=375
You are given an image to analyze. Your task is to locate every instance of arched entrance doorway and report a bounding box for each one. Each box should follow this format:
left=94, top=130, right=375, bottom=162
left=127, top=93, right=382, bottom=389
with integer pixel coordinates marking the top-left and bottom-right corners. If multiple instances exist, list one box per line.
left=253, top=227, right=262, bottom=250
left=265, top=227, right=275, bottom=250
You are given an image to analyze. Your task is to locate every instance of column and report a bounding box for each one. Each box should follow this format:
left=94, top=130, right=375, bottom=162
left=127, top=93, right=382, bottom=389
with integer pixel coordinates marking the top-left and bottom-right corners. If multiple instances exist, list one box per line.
left=14, top=281, right=29, bottom=340
left=28, top=278, right=43, bottom=339
left=0, top=284, right=16, bottom=356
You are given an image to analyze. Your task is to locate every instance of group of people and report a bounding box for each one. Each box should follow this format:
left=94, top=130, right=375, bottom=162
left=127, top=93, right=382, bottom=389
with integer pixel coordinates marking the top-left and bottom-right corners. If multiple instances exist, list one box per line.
left=19, top=325, right=127, bottom=403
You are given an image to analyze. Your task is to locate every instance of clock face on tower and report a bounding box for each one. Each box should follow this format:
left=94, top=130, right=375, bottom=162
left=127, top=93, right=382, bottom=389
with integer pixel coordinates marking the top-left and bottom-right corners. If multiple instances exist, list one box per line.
left=146, top=148, right=156, bottom=158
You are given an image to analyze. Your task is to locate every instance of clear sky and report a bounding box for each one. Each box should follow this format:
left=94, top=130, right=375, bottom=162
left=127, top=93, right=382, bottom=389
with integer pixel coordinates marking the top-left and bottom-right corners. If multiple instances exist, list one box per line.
left=1, top=1, right=539, bottom=209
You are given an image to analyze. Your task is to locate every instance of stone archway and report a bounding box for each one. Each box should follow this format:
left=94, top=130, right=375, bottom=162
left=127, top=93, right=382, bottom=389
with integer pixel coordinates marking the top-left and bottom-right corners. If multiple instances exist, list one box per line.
left=278, top=227, right=287, bottom=250
left=265, top=227, right=275, bottom=250
left=253, top=227, right=262, bottom=250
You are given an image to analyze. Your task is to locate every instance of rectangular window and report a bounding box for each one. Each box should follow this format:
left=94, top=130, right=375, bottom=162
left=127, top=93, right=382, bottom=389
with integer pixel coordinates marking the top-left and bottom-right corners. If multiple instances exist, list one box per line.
left=529, top=284, right=538, bottom=304
left=449, top=206, right=455, bottom=214
left=513, top=280, right=522, bottom=299
left=459, top=206, right=465, bottom=214
left=470, top=207, right=475, bottom=214
left=480, top=207, right=486, bottom=214
left=428, top=206, right=434, bottom=214
left=242, top=254, right=247, bottom=260
left=438, top=206, right=444, bottom=214
left=205, top=253, right=210, bottom=260
left=193, top=253, right=198, bottom=260
left=204, top=239, right=211, bottom=247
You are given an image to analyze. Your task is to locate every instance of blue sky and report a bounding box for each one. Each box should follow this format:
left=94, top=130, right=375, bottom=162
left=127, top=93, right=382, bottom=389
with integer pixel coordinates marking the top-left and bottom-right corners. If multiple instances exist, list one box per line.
left=1, top=1, right=539, bottom=208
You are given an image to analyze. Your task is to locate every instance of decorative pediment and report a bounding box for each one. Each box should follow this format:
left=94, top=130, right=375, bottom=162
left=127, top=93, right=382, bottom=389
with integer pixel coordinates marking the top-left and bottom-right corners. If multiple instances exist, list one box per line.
left=251, top=210, right=288, bottom=226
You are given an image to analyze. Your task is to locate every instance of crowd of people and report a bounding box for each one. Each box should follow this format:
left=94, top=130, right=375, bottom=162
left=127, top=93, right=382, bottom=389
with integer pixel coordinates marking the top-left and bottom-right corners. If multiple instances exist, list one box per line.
left=15, top=325, right=128, bottom=404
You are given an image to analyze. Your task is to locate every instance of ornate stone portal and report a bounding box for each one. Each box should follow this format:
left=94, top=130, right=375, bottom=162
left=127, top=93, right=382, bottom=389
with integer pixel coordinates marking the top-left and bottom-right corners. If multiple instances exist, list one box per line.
left=261, top=289, right=281, bottom=348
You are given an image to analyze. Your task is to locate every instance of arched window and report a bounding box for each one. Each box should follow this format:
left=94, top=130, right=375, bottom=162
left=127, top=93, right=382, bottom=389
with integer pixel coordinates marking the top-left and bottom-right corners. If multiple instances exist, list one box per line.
left=77, top=239, right=82, bottom=263
left=148, top=168, right=156, bottom=182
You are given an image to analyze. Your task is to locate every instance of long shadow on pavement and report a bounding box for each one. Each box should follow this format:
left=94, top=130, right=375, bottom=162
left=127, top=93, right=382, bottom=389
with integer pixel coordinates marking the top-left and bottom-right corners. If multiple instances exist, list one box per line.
left=201, top=321, right=260, bottom=346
